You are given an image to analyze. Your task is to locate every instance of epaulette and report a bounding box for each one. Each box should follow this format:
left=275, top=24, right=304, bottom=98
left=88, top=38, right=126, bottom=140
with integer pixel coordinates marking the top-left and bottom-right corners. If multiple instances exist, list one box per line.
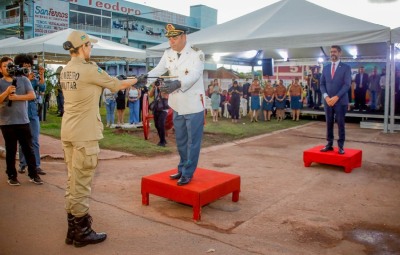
left=191, top=46, right=199, bottom=51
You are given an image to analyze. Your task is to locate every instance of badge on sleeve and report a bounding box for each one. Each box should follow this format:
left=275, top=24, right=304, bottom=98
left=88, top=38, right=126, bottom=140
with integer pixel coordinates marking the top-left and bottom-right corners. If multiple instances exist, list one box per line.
left=199, top=53, right=204, bottom=62
left=97, top=67, right=103, bottom=74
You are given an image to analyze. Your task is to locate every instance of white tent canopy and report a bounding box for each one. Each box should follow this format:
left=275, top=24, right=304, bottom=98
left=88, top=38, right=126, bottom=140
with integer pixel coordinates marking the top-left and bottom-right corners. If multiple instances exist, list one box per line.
left=392, top=27, right=400, bottom=42
left=0, top=28, right=146, bottom=64
left=147, top=0, right=390, bottom=63
left=0, top=37, right=23, bottom=47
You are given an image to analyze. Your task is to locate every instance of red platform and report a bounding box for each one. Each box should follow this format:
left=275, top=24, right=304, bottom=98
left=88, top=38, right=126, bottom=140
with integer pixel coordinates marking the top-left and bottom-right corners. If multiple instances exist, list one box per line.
left=303, top=145, right=362, bottom=173
left=141, top=168, right=241, bottom=221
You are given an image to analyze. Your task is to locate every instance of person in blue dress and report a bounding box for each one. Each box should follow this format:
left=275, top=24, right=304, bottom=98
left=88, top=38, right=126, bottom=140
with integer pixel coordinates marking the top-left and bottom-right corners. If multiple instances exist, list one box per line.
left=210, top=79, right=221, bottom=122
left=249, top=78, right=261, bottom=122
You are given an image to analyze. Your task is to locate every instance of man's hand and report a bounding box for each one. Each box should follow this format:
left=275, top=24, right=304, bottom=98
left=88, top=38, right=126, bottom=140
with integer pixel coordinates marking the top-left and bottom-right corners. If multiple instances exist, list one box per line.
left=134, top=74, right=148, bottom=89
left=325, top=96, right=339, bottom=107
left=160, top=80, right=181, bottom=94
left=6, top=85, right=16, bottom=95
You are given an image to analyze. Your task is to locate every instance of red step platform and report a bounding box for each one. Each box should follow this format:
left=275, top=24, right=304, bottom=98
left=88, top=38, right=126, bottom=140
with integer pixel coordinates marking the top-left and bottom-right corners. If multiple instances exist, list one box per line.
left=303, top=145, right=362, bottom=173
left=141, top=168, right=241, bottom=221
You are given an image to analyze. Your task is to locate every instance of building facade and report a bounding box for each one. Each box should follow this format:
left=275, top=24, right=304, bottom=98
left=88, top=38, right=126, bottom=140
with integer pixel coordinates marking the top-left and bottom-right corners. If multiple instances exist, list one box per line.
left=0, top=0, right=217, bottom=75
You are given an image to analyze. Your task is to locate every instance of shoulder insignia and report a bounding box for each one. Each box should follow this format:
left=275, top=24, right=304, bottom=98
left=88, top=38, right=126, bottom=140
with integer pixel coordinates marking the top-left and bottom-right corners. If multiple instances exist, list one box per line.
left=199, top=53, right=204, bottom=62
left=97, top=67, right=104, bottom=74
left=191, top=46, right=199, bottom=51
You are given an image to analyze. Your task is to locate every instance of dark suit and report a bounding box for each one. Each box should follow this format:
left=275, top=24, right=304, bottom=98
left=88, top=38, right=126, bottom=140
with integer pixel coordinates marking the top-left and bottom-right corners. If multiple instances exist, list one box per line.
left=354, top=72, right=369, bottom=110
left=320, top=61, right=351, bottom=149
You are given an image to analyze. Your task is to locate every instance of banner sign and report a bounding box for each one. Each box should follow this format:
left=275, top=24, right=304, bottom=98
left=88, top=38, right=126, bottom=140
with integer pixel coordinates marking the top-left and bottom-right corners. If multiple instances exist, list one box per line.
left=34, top=0, right=69, bottom=37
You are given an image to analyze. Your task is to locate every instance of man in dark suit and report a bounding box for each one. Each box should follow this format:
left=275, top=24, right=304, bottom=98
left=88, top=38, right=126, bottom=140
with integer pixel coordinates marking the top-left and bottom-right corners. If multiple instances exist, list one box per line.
left=320, top=45, right=351, bottom=155
left=354, top=66, right=369, bottom=111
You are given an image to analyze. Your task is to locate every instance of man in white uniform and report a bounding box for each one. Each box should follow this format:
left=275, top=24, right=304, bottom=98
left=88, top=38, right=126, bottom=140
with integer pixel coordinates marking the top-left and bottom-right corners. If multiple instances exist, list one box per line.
left=147, top=24, right=205, bottom=186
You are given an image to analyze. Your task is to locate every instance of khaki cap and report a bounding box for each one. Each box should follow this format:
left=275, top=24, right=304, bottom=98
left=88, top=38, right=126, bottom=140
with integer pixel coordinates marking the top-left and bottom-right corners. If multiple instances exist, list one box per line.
left=66, top=30, right=97, bottom=48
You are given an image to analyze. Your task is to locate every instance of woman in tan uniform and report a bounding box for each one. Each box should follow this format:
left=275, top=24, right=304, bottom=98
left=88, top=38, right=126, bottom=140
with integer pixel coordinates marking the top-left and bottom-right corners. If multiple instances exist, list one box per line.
left=60, top=30, right=146, bottom=247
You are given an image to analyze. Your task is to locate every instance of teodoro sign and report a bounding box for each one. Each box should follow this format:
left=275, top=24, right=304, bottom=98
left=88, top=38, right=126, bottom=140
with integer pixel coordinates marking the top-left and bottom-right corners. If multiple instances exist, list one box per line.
left=70, top=0, right=142, bottom=15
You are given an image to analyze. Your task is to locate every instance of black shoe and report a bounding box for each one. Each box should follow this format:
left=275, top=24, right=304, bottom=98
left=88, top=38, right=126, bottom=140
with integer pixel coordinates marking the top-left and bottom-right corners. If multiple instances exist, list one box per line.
left=7, top=177, right=21, bottom=186
left=338, top=148, right=345, bottom=155
left=18, top=166, right=26, bottom=174
left=30, top=175, right=44, bottom=185
left=320, top=146, right=334, bottom=152
left=169, top=172, right=182, bottom=180
left=177, top=176, right=191, bottom=186
left=36, top=167, right=46, bottom=175
left=157, top=142, right=166, bottom=147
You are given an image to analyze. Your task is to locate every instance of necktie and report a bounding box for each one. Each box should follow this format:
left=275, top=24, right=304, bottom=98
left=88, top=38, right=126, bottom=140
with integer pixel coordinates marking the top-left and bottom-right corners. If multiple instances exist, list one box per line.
left=177, top=53, right=181, bottom=59
left=331, top=62, right=335, bottom=78
left=360, top=74, right=363, bottom=88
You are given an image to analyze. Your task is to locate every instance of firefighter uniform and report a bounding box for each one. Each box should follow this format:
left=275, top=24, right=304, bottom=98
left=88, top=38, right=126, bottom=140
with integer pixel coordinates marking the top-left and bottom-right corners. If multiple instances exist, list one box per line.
left=61, top=55, right=121, bottom=217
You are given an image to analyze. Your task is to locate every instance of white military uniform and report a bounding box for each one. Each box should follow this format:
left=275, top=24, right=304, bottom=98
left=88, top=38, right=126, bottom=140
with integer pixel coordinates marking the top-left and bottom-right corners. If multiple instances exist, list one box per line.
left=60, top=56, right=121, bottom=217
left=147, top=43, right=205, bottom=114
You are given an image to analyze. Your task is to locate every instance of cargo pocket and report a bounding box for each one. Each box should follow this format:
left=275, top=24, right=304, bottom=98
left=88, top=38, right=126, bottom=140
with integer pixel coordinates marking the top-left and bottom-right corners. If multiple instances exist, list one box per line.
left=83, top=145, right=100, bottom=169
left=74, top=143, right=100, bottom=170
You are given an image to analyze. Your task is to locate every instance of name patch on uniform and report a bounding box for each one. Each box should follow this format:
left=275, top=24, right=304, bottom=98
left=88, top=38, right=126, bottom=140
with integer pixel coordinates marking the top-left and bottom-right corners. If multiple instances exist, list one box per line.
left=60, top=71, right=80, bottom=90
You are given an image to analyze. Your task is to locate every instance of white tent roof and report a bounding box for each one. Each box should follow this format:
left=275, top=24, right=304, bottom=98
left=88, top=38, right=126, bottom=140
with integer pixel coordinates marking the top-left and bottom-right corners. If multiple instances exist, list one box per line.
left=147, top=0, right=390, bottom=62
left=0, top=28, right=146, bottom=63
left=0, top=37, right=23, bottom=47
left=392, top=27, right=400, bottom=42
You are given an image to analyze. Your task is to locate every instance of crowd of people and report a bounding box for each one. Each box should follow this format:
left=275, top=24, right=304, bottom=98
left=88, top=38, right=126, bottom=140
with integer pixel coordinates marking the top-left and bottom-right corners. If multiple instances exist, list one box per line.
left=206, top=77, right=306, bottom=122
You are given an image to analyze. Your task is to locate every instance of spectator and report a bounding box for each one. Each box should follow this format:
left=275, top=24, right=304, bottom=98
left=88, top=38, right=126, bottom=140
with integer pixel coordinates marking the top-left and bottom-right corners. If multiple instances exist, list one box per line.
left=14, top=53, right=47, bottom=176
left=289, top=77, right=303, bottom=121
left=354, top=66, right=368, bottom=111
left=262, top=80, right=275, bottom=121
left=242, top=78, right=251, bottom=114
left=0, top=56, right=44, bottom=185
left=274, top=79, right=287, bottom=121
left=127, top=84, right=141, bottom=125
left=102, top=87, right=117, bottom=127
left=210, top=79, right=221, bottom=122
left=228, top=80, right=242, bottom=123
left=368, top=66, right=381, bottom=112
left=149, top=79, right=169, bottom=146
left=249, top=78, right=261, bottom=122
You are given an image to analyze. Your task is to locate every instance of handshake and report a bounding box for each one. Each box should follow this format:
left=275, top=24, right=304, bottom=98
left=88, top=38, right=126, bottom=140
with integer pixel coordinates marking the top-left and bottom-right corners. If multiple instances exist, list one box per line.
left=135, top=74, right=181, bottom=94
left=117, top=74, right=181, bottom=93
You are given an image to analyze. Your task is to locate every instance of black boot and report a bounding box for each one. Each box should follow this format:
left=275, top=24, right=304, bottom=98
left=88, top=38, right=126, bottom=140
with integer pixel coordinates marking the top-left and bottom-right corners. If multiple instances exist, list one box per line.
left=73, top=214, right=107, bottom=248
left=65, top=213, right=75, bottom=245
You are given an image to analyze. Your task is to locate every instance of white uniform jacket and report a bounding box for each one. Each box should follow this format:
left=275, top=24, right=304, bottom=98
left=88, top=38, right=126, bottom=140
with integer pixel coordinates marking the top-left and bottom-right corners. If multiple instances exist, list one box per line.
left=148, top=43, right=205, bottom=115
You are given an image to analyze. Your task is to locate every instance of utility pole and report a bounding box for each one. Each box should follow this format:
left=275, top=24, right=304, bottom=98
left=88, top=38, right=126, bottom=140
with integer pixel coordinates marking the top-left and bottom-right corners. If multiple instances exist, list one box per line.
left=19, top=0, right=24, bottom=39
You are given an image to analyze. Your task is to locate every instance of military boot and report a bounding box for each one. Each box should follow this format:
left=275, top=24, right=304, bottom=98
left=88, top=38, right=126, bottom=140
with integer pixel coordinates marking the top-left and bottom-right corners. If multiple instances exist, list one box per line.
left=73, top=214, right=107, bottom=248
left=65, top=213, right=75, bottom=245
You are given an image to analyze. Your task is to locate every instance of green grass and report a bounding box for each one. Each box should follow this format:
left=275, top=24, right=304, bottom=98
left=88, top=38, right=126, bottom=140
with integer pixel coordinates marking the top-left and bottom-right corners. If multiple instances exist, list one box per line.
left=41, top=106, right=310, bottom=157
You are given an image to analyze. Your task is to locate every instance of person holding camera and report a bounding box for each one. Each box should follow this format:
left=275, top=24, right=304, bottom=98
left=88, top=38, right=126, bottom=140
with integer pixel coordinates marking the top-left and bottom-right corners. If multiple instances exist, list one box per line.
left=0, top=56, right=44, bottom=186
left=13, top=54, right=47, bottom=176
left=149, top=79, right=169, bottom=147
left=147, top=24, right=205, bottom=186
left=60, top=30, right=144, bottom=247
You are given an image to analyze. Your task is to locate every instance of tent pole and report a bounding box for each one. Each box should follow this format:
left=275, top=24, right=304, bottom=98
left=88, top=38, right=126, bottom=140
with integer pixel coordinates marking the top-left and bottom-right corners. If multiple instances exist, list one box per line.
left=383, top=42, right=391, bottom=133
left=389, top=43, right=395, bottom=133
